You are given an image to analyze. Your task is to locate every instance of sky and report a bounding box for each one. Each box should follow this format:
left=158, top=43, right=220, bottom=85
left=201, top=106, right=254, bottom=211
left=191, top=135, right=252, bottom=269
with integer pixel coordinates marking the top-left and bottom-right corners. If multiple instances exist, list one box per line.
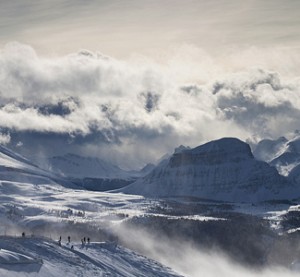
left=1, top=0, right=300, bottom=58
left=0, top=0, right=300, bottom=169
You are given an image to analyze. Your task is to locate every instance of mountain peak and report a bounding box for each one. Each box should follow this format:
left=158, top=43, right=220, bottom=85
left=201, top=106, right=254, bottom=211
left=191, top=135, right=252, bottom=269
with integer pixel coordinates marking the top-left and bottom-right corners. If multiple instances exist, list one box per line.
left=169, top=138, right=253, bottom=168
left=174, top=145, right=190, bottom=154
left=120, top=137, right=294, bottom=202
left=192, top=137, right=250, bottom=154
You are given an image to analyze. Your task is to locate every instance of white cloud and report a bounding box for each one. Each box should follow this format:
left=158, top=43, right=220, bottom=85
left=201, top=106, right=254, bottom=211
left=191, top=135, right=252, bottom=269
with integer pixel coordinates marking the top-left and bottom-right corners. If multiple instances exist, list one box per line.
left=0, top=132, right=10, bottom=145
left=1, top=42, right=300, bottom=168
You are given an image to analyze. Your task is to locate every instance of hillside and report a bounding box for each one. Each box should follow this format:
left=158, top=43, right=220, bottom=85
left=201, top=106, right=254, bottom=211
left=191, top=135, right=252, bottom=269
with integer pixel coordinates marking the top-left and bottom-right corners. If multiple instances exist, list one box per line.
left=0, top=145, right=77, bottom=189
left=0, top=236, right=181, bottom=277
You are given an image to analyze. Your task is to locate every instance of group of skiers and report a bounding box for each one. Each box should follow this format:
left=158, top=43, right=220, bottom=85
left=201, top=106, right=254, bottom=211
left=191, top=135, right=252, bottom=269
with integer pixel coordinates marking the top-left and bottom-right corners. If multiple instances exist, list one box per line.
left=81, top=236, right=90, bottom=245
left=20, top=232, right=92, bottom=250
left=58, top=235, right=91, bottom=248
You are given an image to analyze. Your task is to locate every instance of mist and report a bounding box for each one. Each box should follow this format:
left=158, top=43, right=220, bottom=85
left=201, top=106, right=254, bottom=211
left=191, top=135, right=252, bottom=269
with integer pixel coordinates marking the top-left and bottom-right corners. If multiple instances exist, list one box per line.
left=114, top=224, right=299, bottom=277
left=4, top=214, right=299, bottom=277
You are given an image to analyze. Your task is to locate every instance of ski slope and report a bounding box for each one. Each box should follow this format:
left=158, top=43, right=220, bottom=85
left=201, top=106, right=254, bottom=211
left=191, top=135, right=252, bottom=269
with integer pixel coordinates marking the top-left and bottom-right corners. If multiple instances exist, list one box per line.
left=0, top=237, right=181, bottom=277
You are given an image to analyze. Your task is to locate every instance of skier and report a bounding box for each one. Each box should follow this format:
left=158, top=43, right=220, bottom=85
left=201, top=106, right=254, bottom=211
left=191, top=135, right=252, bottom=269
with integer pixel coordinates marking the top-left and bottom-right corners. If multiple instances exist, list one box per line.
left=87, top=237, right=90, bottom=244
left=68, top=236, right=71, bottom=243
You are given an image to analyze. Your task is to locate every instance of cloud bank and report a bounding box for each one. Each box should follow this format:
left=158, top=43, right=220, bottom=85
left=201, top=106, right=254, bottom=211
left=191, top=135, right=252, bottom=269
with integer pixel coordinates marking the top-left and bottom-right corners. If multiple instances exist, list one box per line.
left=1, top=42, right=300, bottom=168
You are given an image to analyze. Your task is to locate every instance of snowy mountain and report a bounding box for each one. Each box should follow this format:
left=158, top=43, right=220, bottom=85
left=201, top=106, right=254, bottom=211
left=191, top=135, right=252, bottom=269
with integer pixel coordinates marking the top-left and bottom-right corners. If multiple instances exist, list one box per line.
left=0, top=144, right=153, bottom=192
left=46, top=153, right=131, bottom=179
left=38, top=153, right=149, bottom=191
left=253, top=136, right=288, bottom=162
left=0, top=144, right=37, bottom=167
left=270, top=136, right=300, bottom=177
left=120, top=138, right=297, bottom=202
left=253, top=132, right=300, bottom=184
left=0, top=145, right=76, bottom=189
left=140, top=163, right=156, bottom=175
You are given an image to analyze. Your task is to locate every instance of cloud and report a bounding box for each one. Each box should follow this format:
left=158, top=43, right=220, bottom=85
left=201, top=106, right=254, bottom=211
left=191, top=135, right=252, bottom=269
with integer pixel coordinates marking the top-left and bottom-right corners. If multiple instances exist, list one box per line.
left=213, top=69, right=300, bottom=138
left=1, top=42, right=300, bottom=168
left=0, top=131, right=10, bottom=145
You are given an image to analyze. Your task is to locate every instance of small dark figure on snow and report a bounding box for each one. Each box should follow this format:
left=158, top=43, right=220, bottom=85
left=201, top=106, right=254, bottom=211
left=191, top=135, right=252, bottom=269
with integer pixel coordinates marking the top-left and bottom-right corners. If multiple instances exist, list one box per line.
left=71, top=245, right=74, bottom=250
left=22, top=232, right=25, bottom=238
left=83, top=237, right=86, bottom=243
left=87, top=237, right=90, bottom=244
left=68, top=236, right=71, bottom=243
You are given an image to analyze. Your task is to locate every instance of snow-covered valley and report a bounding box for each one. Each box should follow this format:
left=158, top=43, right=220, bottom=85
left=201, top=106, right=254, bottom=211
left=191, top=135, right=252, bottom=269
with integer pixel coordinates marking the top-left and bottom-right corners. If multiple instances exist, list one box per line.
left=1, top=179, right=300, bottom=277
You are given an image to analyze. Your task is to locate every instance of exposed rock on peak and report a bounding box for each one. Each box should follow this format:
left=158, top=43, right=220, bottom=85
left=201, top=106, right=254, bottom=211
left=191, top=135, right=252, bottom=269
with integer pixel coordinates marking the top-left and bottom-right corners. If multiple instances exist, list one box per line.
left=170, top=138, right=253, bottom=168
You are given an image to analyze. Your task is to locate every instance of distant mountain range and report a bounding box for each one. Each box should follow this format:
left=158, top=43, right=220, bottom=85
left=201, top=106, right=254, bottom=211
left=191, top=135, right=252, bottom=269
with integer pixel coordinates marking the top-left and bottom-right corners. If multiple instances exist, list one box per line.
left=0, top=144, right=77, bottom=189
left=47, top=153, right=132, bottom=179
left=253, top=131, right=300, bottom=186
left=0, top=146, right=154, bottom=191
left=1, top=136, right=300, bottom=202
left=120, top=138, right=299, bottom=202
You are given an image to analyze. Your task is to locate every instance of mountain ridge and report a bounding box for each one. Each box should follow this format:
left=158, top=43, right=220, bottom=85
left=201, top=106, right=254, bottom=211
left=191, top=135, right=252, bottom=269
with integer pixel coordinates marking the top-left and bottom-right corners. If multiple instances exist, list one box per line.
left=119, top=138, right=297, bottom=202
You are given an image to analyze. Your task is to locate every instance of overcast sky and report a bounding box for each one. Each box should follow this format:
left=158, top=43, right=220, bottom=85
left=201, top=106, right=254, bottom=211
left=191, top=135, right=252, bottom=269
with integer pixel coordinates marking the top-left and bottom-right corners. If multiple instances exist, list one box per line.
left=0, top=0, right=300, bottom=169
left=1, top=0, right=300, bottom=58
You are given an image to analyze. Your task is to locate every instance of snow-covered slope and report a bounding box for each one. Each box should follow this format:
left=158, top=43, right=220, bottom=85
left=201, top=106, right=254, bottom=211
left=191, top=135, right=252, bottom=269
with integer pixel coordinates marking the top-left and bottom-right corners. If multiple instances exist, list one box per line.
left=139, top=163, right=156, bottom=175
left=0, top=144, right=44, bottom=175
left=37, top=153, right=143, bottom=191
left=120, top=138, right=297, bottom=202
left=0, top=144, right=38, bottom=168
left=45, top=153, right=131, bottom=179
left=0, top=237, right=181, bottom=277
left=253, top=136, right=288, bottom=162
left=254, top=133, right=300, bottom=183
left=271, top=137, right=300, bottom=178
left=0, top=145, right=77, bottom=189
